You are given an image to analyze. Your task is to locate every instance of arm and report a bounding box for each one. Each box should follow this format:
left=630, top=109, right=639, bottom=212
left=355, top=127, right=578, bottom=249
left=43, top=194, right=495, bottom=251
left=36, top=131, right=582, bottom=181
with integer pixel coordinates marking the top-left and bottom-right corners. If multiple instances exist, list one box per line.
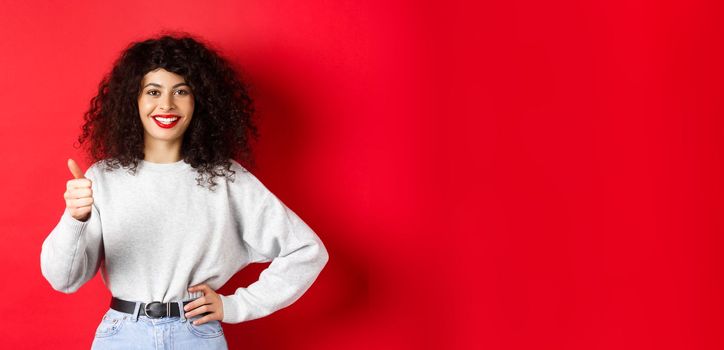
left=219, top=191, right=330, bottom=324
left=40, top=167, right=104, bottom=294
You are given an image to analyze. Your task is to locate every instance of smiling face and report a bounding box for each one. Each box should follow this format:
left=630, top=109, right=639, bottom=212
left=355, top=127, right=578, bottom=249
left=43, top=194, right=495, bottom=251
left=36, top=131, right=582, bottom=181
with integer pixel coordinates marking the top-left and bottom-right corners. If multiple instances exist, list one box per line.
left=137, top=68, right=195, bottom=145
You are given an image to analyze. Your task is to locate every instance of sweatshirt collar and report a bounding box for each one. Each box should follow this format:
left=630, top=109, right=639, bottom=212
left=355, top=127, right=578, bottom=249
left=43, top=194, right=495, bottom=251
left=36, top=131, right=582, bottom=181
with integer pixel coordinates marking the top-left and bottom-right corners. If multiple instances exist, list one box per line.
left=140, top=159, right=191, bottom=172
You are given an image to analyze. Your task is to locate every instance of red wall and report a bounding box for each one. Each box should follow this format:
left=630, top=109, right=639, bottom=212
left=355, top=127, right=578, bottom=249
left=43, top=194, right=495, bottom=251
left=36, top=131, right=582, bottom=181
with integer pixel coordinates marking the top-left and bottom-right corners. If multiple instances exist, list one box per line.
left=1, top=0, right=723, bottom=349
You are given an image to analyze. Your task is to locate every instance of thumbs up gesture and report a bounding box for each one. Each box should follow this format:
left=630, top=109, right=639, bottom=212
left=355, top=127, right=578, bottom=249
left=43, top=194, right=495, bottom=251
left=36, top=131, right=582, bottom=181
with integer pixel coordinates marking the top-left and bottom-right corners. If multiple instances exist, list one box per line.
left=64, top=159, right=94, bottom=222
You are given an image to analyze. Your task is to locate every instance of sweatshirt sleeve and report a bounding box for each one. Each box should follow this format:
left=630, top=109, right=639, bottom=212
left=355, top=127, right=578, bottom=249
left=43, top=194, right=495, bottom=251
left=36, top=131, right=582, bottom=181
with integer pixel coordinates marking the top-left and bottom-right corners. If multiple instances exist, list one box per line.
left=219, top=178, right=330, bottom=324
left=40, top=165, right=104, bottom=294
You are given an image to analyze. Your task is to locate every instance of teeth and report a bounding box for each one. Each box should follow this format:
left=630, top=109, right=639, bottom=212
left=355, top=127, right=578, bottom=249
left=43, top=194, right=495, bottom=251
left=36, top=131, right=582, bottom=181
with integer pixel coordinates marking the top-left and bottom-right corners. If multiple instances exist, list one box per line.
left=153, top=117, right=179, bottom=124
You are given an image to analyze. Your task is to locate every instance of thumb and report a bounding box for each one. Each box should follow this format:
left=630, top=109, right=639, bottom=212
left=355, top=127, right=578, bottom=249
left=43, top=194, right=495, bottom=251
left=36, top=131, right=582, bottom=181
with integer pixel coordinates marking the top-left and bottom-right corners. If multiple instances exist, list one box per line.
left=67, top=158, right=85, bottom=179
left=188, top=284, right=210, bottom=293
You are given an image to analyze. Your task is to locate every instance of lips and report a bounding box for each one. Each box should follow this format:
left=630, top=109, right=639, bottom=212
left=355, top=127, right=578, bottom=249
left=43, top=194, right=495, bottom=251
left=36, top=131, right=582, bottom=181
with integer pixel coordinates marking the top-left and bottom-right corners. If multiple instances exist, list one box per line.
left=151, top=114, right=181, bottom=129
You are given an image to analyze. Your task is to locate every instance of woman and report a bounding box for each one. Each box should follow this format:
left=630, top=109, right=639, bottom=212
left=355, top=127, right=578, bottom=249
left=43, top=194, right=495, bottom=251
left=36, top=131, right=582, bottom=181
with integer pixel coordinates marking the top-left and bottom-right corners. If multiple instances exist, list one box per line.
left=40, top=32, right=330, bottom=349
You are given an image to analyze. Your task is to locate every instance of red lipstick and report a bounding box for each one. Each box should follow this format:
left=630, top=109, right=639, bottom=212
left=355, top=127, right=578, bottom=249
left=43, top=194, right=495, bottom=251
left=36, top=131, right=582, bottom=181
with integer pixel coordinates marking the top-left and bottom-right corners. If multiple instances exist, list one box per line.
left=151, top=114, right=181, bottom=129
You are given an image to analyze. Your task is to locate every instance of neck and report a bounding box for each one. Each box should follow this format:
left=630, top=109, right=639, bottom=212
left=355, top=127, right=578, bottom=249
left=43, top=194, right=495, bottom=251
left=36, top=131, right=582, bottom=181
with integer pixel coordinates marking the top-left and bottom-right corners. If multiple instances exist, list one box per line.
left=143, top=137, right=183, bottom=163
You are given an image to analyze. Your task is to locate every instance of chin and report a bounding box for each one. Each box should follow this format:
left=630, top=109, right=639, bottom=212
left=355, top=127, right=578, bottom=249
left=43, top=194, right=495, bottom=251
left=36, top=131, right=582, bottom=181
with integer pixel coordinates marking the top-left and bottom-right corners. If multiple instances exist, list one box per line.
left=153, top=134, right=183, bottom=141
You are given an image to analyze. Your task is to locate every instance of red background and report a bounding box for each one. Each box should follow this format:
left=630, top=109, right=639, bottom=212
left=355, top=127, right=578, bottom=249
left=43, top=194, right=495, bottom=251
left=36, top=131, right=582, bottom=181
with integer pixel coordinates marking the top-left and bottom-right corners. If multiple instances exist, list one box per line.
left=1, top=0, right=723, bottom=349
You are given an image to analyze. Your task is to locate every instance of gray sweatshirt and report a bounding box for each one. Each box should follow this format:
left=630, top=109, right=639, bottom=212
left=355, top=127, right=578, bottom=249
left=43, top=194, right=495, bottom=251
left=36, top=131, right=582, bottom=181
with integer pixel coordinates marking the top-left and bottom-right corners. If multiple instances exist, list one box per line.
left=40, top=158, right=329, bottom=324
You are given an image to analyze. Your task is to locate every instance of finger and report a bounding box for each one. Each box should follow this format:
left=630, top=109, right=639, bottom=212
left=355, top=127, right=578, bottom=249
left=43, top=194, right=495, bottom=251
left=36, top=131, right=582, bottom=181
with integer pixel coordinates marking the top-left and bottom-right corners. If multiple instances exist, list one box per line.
left=185, top=284, right=214, bottom=311
left=185, top=304, right=215, bottom=318
left=191, top=313, right=218, bottom=325
left=183, top=296, right=207, bottom=312
left=68, top=197, right=94, bottom=207
left=68, top=158, right=85, bottom=179
left=65, top=188, right=92, bottom=199
left=67, top=178, right=92, bottom=190
left=187, top=284, right=211, bottom=300
left=188, top=284, right=210, bottom=293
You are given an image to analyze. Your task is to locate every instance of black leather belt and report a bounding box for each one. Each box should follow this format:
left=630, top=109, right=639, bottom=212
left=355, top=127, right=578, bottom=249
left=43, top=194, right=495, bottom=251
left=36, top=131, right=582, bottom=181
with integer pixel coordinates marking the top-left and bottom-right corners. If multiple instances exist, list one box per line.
left=111, top=297, right=200, bottom=319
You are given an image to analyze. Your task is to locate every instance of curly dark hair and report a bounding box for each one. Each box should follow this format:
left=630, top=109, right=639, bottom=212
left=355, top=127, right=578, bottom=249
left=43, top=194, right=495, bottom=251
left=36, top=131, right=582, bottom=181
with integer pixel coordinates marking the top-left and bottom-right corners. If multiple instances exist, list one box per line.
left=75, top=31, right=259, bottom=191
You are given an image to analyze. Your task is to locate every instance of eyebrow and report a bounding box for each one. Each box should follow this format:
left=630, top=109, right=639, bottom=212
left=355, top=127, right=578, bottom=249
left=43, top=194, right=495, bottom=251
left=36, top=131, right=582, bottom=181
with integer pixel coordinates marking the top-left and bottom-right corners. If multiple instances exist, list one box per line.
left=143, top=82, right=191, bottom=89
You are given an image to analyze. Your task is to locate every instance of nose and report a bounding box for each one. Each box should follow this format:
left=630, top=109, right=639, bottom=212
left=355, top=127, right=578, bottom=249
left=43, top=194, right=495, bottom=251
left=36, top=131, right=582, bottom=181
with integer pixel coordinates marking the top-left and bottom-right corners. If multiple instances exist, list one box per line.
left=159, top=103, right=174, bottom=112
left=159, top=95, right=175, bottom=111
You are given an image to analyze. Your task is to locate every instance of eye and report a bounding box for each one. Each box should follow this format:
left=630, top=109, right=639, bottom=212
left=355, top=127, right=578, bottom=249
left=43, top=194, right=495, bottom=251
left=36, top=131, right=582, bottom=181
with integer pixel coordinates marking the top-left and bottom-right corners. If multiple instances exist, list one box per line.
left=147, top=90, right=159, bottom=96
left=175, top=89, right=190, bottom=95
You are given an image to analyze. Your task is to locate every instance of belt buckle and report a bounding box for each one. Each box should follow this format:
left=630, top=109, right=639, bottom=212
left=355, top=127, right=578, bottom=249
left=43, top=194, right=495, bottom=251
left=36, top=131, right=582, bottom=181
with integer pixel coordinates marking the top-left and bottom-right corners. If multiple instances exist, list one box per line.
left=143, top=301, right=169, bottom=319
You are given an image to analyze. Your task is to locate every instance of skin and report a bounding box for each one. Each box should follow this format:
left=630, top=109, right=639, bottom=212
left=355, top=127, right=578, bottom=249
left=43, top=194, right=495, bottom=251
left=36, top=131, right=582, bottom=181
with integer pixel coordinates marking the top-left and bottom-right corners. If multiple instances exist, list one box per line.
left=137, top=68, right=195, bottom=163
left=62, top=68, right=225, bottom=325
left=65, top=159, right=93, bottom=222
left=185, top=284, right=225, bottom=325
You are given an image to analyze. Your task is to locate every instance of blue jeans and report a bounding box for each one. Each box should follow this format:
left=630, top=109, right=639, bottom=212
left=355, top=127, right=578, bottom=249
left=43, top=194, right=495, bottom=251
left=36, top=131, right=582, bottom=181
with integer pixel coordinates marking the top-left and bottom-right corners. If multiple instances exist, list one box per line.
left=90, top=300, right=228, bottom=349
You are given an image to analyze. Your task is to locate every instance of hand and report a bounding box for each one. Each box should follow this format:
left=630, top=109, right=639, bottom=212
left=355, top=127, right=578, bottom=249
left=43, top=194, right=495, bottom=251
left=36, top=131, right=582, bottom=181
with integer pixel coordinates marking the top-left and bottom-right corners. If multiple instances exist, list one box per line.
left=64, top=158, right=93, bottom=222
left=184, top=283, right=224, bottom=325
